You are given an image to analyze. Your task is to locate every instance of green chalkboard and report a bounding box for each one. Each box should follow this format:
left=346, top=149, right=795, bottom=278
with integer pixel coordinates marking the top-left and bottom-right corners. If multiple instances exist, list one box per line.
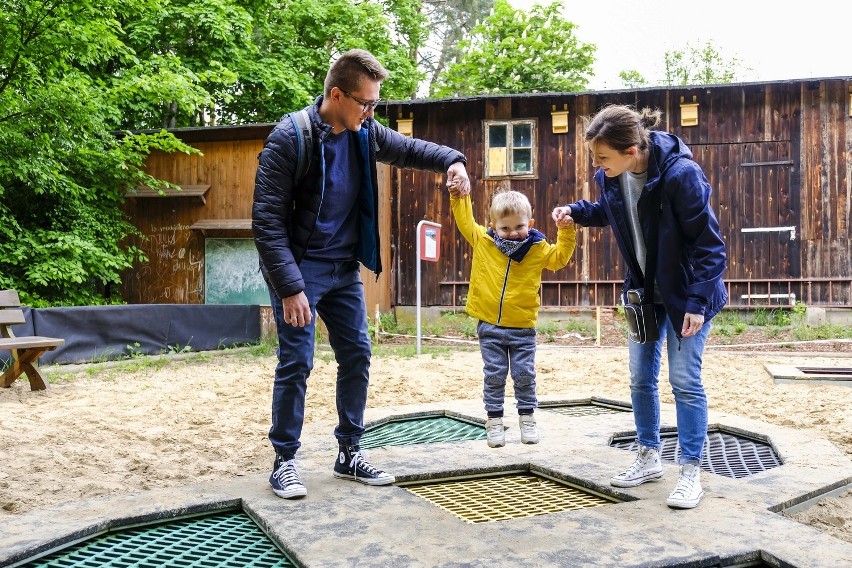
left=204, top=238, right=269, bottom=305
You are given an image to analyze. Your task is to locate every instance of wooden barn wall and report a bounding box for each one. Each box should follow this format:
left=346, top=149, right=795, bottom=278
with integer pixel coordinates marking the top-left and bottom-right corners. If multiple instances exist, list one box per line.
left=121, top=78, right=850, bottom=310
left=122, top=138, right=263, bottom=304
left=123, top=134, right=392, bottom=311
left=800, top=80, right=852, bottom=304
left=388, top=78, right=852, bottom=308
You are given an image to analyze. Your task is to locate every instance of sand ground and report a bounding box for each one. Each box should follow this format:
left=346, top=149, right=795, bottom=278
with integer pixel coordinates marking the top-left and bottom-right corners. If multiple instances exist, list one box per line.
left=0, top=344, right=850, bottom=544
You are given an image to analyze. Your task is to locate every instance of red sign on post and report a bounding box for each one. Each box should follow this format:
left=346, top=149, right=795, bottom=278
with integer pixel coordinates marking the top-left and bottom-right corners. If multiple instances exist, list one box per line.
left=418, top=222, right=441, bottom=262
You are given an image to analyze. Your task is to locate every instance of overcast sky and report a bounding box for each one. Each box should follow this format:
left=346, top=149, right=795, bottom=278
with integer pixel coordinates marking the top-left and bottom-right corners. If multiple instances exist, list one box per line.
left=509, top=0, right=851, bottom=90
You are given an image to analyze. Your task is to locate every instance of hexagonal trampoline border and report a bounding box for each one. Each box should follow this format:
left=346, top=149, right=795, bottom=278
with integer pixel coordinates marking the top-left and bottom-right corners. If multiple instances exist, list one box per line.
left=3, top=395, right=852, bottom=568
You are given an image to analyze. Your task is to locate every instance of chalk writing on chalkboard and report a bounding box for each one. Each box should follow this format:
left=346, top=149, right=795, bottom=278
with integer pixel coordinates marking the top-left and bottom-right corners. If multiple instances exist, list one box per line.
left=205, top=238, right=269, bottom=305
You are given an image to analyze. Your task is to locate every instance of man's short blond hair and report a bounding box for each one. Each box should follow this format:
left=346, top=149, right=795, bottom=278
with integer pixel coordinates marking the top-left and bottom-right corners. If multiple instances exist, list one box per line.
left=490, top=190, right=533, bottom=222
left=324, top=49, right=389, bottom=96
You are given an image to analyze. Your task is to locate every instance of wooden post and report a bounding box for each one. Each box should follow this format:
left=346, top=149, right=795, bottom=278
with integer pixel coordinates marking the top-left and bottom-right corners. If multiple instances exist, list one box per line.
left=596, top=306, right=601, bottom=347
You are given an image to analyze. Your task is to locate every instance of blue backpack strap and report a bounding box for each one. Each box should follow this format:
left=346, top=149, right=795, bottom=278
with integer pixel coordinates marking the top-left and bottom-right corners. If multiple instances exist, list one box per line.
left=289, top=109, right=313, bottom=184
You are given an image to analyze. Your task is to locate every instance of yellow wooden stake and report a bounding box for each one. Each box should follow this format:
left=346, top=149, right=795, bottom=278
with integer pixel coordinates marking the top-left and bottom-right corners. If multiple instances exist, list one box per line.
left=596, top=306, right=601, bottom=347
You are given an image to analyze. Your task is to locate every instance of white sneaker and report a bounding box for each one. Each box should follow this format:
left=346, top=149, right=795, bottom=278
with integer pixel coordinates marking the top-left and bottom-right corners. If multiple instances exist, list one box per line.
left=666, top=463, right=704, bottom=509
left=519, top=414, right=539, bottom=444
left=486, top=417, right=505, bottom=448
left=610, top=445, right=664, bottom=487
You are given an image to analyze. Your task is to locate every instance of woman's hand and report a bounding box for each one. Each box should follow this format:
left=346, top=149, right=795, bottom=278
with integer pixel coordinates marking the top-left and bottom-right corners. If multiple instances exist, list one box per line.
left=681, top=312, right=705, bottom=337
left=552, top=206, right=572, bottom=224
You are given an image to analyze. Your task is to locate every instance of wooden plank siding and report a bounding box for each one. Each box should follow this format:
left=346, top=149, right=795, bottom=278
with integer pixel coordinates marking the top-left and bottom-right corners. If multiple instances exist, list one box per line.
left=124, top=77, right=851, bottom=310
left=122, top=128, right=392, bottom=311
left=798, top=80, right=852, bottom=306
left=386, top=78, right=852, bottom=309
left=123, top=138, right=263, bottom=304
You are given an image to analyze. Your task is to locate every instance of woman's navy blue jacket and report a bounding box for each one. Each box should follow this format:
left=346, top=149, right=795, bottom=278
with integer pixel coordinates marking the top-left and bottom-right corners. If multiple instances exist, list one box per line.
left=253, top=96, right=466, bottom=300
left=568, top=131, right=728, bottom=331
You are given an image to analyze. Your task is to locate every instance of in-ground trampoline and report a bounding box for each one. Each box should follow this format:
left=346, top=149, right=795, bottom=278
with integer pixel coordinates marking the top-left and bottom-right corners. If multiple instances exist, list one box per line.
left=3, top=395, right=851, bottom=567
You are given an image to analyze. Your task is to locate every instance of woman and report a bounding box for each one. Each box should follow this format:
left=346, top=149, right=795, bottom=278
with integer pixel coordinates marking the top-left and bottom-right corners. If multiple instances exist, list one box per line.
left=552, top=104, right=727, bottom=509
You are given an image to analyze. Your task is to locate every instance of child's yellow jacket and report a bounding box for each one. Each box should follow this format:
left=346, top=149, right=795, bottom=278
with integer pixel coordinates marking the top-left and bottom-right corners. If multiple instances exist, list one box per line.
left=451, top=194, right=576, bottom=328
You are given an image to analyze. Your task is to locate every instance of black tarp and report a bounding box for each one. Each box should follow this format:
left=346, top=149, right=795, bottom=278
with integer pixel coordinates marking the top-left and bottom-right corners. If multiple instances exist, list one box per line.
left=2, top=304, right=260, bottom=365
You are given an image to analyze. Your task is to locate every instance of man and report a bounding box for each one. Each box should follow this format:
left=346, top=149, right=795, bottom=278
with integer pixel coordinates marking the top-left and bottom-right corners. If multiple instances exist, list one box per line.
left=252, top=49, right=470, bottom=499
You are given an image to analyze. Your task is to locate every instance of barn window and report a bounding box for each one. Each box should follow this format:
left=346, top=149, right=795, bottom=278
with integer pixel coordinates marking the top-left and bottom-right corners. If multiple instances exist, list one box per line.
left=484, top=120, right=537, bottom=178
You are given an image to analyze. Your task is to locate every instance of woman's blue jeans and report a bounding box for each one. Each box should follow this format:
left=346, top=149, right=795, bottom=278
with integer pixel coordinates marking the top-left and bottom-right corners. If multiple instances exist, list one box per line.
left=627, top=305, right=711, bottom=464
left=267, top=259, right=370, bottom=459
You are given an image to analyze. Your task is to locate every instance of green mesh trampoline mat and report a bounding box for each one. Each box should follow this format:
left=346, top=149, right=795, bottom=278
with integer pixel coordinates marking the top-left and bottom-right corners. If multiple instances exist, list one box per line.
left=361, top=416, right=486, bottom=449
left=541, top=403, right=630, bottom=417
left=20, top=510, right=295, bottom=567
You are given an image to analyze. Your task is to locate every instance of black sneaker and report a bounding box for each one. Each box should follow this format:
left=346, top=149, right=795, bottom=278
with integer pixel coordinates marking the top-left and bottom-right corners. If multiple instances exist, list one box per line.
left=332, top=445, right=395, bottom=486
left=269, top=456, right=307, bottom=499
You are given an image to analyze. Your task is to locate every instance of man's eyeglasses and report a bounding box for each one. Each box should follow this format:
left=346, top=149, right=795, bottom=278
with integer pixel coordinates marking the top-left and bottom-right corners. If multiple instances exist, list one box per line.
left=339, top=88, right=381, bottom=111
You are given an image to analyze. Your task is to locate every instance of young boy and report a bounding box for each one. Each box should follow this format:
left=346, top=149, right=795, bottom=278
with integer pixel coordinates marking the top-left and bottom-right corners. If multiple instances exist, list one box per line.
left=449, top=187, right=575, bottom=447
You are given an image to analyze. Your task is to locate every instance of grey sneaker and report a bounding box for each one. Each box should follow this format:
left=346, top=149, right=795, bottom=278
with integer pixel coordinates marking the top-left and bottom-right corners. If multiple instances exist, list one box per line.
left=269, top=457, right=307, bottom=499
left=666, top=463, right=704, bottom=509
left=519, top=414, right=539, bottom=444
left=610, top=445, right=664, bottom=487
left=333, top=445, right=395, bottom=486
left=485, top=417, right=505, bottom=448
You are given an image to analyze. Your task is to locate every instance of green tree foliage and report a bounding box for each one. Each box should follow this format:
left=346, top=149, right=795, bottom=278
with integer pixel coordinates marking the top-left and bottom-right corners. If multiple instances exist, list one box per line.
left=0, top=0, right=200, bottom=306
left=209, top=0, right=427, bottom=123
left=619, top=39, right=746, bottom=88
left=420, top=0, right=495, bottom=95
left=380, top=0, right=430, bottom=98
left=431, top=0, right=595, bottom=97
left=663, top=40, right=742, bottom=86
left=112, top=0, right=425, bottom=126
left=618, top=69, right=649, bottom=89
left=115, top=0, right=252, bottom=128
left=1, top=0, right=425, bottom=306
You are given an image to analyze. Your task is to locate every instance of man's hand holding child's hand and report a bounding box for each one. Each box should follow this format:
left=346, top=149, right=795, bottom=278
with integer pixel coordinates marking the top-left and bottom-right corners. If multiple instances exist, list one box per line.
left=446, top=163, right=470, bottom=196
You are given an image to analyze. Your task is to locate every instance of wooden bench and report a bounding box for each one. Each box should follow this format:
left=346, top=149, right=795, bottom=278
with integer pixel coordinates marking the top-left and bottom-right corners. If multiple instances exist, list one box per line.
left=0, top=290, right=64, bottom=391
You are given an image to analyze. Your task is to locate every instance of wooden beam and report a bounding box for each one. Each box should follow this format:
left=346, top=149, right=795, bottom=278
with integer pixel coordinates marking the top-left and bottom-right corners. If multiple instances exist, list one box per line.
left=189, top=218, right=252, bottom=236
left=126, top=184, right=211, bottom=204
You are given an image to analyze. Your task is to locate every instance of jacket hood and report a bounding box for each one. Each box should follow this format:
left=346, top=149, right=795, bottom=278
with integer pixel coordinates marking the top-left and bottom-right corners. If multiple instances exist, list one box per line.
left=648, top=131, right=692, bottom=181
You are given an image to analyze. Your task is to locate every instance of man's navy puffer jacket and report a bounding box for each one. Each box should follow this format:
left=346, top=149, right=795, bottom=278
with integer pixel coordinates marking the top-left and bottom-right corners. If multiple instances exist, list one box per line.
left=253, top=96, right=466, bottom=300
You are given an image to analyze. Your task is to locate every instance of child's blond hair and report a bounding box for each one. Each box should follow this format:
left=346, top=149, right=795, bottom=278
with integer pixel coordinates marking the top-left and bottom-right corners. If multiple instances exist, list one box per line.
left=489, top=190, right=533, bottom=223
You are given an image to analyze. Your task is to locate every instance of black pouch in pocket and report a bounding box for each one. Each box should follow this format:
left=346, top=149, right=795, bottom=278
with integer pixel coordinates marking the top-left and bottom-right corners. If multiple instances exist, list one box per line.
left=623, top=289, right=659, bottom=344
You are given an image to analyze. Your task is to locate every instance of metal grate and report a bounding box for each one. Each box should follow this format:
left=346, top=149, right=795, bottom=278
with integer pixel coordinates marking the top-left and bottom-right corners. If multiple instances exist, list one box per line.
left=610, top=429, right=782, bottom=479
left=403, top=473, right=614, bottom=523
left=671, top=557, right=775, bottom=567
left=542, top=403, right=630, bottom=417
left=797, top=366, right=852, bottom=376
left=20, top=510, right=295, bottom=568
left=765, top=363, right=852, bottom=386
left=361, top=416, right=485, bottom=449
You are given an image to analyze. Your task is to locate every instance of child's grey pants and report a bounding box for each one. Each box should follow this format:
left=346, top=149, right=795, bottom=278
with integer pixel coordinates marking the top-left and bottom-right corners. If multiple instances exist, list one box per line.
left=477, top=321, right=538, bottom=416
